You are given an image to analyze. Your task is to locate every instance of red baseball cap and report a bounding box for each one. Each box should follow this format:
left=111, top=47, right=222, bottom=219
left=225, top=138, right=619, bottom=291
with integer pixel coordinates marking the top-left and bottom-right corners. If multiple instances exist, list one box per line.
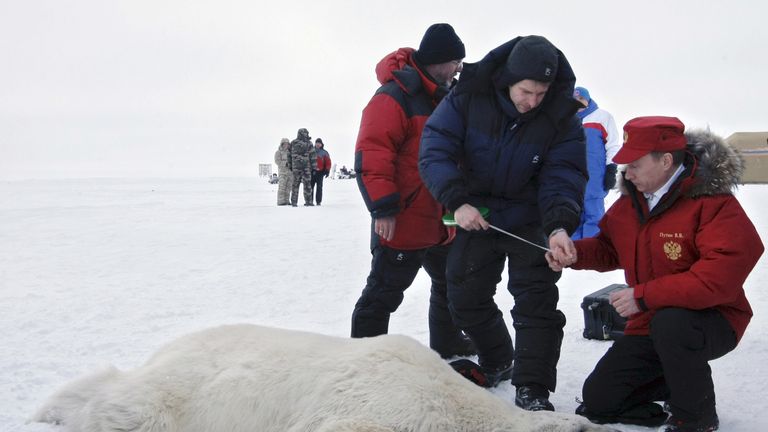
left=613, top=116, right=687, bottom=164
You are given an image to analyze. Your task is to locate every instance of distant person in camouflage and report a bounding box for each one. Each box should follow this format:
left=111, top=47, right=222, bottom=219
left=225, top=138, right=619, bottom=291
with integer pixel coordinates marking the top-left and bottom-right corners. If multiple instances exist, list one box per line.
left=288, top=128, right=316, bottom=207
left=275, top=138, right=293, bottom=206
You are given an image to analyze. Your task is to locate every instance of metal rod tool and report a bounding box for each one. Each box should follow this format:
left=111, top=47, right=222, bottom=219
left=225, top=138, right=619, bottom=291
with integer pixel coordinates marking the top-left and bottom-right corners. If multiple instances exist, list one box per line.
left=488, top=224, right=551, bottom=252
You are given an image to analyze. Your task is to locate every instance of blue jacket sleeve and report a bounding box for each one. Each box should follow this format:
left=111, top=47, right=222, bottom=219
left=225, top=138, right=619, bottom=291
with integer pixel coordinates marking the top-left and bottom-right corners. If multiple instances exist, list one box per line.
left=418, top=93, right=470, bottom=211
left=537, top=114, right=588, bottom=235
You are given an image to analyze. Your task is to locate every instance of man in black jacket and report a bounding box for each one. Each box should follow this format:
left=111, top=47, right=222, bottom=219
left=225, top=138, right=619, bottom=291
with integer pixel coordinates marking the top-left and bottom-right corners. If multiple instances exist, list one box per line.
left=419, top=35, right=587, bottom=411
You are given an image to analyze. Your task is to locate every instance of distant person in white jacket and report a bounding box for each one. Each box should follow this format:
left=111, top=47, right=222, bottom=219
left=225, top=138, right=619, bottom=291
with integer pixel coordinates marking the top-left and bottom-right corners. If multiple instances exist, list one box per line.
left=274, top=138, right=293, bottom=206
left=572, top=86, right=621, bottom=239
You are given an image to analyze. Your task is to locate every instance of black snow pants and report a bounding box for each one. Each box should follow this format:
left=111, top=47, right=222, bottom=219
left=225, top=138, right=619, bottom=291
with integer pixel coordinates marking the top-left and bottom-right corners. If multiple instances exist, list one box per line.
left=446, top=226, right=565, bottom=391
left=578, top=308, right=737, bottom=427
left=351, top=243, right=465, bottom=355
left=311, top=171, right=325, bottom=205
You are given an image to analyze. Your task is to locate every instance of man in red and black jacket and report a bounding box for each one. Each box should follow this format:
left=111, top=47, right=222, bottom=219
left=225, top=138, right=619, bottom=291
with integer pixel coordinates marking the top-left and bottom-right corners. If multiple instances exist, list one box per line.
left=351, top=23, right=471, bottom=358
left=311, top=138, right=332, bottom=205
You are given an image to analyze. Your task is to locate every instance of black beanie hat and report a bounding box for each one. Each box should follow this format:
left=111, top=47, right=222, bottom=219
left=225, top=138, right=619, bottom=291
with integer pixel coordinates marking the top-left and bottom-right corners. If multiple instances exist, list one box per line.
left=498, top=36, right=558, bottom=87
left=414, top=23, right=465, bottom=65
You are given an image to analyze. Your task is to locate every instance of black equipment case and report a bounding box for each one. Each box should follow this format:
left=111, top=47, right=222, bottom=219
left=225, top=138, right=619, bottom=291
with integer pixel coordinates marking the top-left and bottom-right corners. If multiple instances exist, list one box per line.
left=581, top=284, right=628, bottom=340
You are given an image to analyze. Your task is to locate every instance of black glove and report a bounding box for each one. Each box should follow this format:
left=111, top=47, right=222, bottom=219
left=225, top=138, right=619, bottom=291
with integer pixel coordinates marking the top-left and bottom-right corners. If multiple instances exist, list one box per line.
left=324, top=171, right=329, bottom=178
left=603, top=164, right=618, bottom=191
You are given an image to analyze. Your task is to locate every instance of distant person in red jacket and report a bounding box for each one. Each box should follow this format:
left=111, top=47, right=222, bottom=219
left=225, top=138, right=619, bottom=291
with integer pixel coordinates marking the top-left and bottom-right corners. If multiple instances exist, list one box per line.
left=351, top=23, right=473, bottom=359
left=547, top=116, right=764, bottom=431
left=311, top=138, right=332, bottom=206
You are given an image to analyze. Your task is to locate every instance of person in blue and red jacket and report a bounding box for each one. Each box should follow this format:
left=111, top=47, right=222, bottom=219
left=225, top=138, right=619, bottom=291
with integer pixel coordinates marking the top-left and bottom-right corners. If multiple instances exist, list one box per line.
left=572, top=86, right=621, bottom=239
left=351, top=23, right=473, bottom=359
left=419, top=35, right=587, bottom=411
left=547, top=116, right=764, bottom=431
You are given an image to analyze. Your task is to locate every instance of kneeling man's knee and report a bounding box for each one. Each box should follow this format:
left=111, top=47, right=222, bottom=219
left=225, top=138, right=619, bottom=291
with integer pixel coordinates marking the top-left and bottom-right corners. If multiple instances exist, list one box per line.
left=582, top=370, right=621, bottom=414
left=650, top=308, right=699, bottom=347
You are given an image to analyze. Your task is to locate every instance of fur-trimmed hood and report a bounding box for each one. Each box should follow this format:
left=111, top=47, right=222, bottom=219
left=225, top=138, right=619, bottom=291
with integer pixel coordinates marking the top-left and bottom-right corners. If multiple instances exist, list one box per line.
left=620, top=128, right=745, bottom=198
left=684, top=128, right=745, bottom=196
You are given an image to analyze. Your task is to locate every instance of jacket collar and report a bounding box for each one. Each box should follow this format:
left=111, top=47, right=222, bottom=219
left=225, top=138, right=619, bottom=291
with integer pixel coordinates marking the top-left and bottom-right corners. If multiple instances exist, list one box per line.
left=375, top=47, right=444, bottom=102
left=577, top=99, right=599, bottom=119
left=623, top=161, right=696, bottom=223
left=454, top=37, right=580, bottom=129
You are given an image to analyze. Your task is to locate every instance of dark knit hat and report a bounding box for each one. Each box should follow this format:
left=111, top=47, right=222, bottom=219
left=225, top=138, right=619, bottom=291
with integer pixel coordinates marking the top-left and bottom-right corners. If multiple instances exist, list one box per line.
left=498, top=36, right=558, bottom=87
left=414, top=23, right=465, bottom=65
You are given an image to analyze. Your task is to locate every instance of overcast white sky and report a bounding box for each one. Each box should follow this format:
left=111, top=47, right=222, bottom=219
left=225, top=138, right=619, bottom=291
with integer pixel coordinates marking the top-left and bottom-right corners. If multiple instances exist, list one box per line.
left=1, top=0, right=766, bottom=180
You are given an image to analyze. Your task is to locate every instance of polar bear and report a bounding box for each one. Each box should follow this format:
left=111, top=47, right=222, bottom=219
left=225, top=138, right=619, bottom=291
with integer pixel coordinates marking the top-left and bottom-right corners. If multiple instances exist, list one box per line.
left=31, top=324, right=615, bottom=432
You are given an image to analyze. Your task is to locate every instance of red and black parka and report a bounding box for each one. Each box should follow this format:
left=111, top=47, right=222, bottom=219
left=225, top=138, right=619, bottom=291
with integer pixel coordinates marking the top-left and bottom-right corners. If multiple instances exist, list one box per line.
left=573, top=129, right=763, bottom=342
left=354, top=48, right=453, bottom=250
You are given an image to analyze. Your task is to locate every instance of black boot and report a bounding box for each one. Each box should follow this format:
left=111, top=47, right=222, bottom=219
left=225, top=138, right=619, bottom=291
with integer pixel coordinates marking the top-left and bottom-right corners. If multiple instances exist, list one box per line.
left=449, top=359, right=512, bottom=388
left=436, top=333, right=477, bottom=359
left=483, top=362, right=513, bottom=387
left=515, top=384, right=555, bottom=411
left=659, top=412, right=719, bottom=432
left=575, top=402, right=667, bottom=427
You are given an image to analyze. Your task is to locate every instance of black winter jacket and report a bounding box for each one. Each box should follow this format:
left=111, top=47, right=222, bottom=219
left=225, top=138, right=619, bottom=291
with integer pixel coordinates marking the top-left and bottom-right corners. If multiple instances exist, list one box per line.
left=419, top=37, right=588, bottom=235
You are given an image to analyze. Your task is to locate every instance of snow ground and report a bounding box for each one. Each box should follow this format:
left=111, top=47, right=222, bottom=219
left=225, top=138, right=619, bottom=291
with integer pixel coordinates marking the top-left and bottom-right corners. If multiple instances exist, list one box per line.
left=1, top=178, right=766, bottom=431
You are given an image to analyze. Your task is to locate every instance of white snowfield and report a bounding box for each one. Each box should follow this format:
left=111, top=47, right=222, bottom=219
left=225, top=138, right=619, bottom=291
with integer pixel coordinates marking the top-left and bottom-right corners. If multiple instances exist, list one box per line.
left=31, top=324, right=615, bottom=432
left=1, top=178, right=766, bottom=431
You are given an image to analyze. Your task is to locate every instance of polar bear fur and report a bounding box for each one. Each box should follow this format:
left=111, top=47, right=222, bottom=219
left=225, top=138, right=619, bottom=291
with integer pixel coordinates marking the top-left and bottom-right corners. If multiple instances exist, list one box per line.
left=31, top=324, right=615, bottom=432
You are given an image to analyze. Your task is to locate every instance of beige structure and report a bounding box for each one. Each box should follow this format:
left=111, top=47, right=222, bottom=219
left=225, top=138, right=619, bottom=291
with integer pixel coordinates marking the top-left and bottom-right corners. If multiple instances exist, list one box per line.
left=726, top=132, right=768, bottom=184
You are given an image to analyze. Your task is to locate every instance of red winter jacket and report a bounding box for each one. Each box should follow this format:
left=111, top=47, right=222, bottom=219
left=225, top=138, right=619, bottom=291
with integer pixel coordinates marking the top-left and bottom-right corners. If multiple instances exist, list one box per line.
left=573, top=130, right=763, bottom=342
left=315, top=147, right=332, bottom=173
left=354, top=48, right=452, bottom=250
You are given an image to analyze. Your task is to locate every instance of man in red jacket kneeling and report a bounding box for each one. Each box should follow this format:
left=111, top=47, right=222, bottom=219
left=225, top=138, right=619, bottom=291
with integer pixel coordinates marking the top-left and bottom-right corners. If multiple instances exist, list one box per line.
left=547, top=116, right=763, bottom=432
